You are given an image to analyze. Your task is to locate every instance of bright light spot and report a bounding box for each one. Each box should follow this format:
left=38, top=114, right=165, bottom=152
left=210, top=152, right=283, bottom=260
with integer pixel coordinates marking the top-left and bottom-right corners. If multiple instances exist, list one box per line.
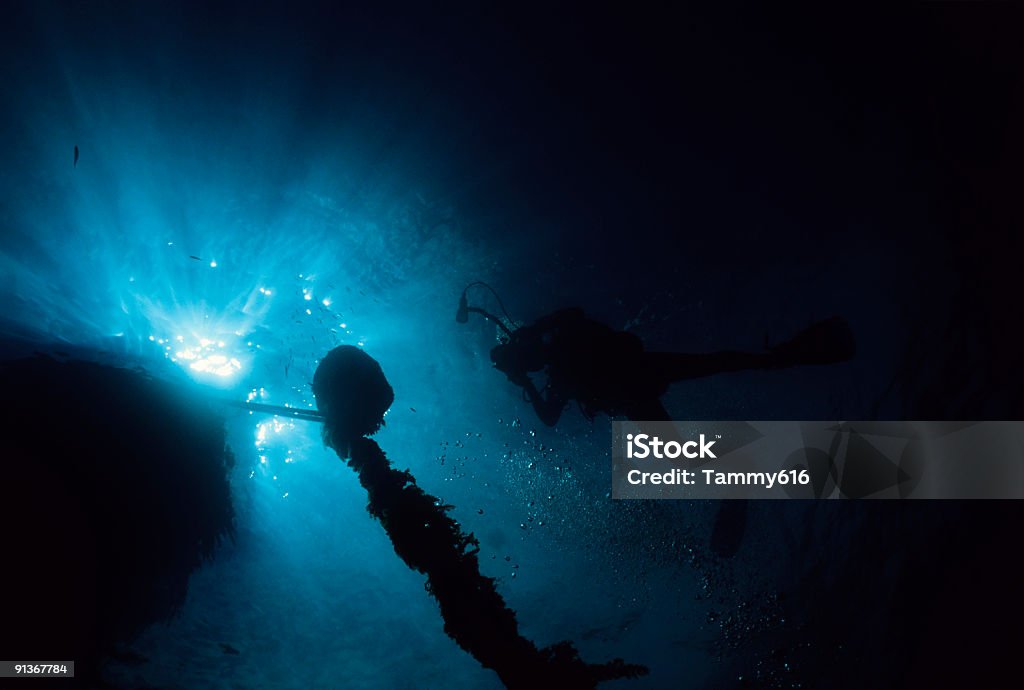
left=189, top=354, right=241, bottom=377
left=167, top=334, right=244, bottom=379
left=282, top=492, right=289, bottom=498
left=305, top=309, right=311, bottom=315
left=209, top=260, right=218, bottom=268
left=304, top=293, right=312, bottom=301
left=254, top=416, right=296, bottom=448
left=322, top=297, right=331, bottom=307
left=148, top=335, right=155, bottom=342
left=339, top=322, right=346, bottom=329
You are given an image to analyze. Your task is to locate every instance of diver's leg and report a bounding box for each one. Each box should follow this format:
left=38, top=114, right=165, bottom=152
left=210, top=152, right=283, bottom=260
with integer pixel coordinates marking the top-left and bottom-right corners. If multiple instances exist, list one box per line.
left=644, top=351, right=776, bottom=383
left=766, top=316, right=856, bottom=366
left=646, top=317, right=856, bottom=383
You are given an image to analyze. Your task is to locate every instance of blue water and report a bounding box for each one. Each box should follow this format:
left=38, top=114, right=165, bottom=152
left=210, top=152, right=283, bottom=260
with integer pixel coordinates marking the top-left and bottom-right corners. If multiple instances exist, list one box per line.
left=3, top=3, right=985, bottom=688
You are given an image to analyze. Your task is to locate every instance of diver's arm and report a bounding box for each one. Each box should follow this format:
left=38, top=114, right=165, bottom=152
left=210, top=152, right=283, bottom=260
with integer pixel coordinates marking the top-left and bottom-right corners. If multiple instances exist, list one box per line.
left=522, top=378, right=565, bottom=427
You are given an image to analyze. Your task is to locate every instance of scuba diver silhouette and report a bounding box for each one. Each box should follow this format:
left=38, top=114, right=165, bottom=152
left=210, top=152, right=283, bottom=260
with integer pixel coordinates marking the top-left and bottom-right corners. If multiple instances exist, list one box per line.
left=457, top=283, right=855, bottom=560
left=458, top=284, right=856, bottom=426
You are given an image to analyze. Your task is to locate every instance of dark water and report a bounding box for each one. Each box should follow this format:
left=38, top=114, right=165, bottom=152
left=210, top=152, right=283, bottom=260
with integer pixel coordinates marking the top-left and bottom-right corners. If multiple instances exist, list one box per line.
left=2, top=3, right=1022, bottom=688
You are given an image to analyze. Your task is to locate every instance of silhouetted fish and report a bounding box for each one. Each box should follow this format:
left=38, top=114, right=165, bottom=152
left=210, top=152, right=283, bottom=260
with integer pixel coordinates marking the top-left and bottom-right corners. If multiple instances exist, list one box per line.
left=189, top=255, right=202, bottom=261
left=73, top=145, right=79, bottom=167
left=219, top=643, right=240, bottom=655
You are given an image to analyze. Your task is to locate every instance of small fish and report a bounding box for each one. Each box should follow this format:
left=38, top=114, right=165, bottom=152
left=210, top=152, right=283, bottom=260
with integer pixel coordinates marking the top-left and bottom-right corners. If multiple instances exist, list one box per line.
left=410, top=407, right=416, bottom=412
left=73, top=145, right=79, bottom=167
left=189, top=255, right=202, bottom=261
left=219, top=643, right=240, bottom=656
